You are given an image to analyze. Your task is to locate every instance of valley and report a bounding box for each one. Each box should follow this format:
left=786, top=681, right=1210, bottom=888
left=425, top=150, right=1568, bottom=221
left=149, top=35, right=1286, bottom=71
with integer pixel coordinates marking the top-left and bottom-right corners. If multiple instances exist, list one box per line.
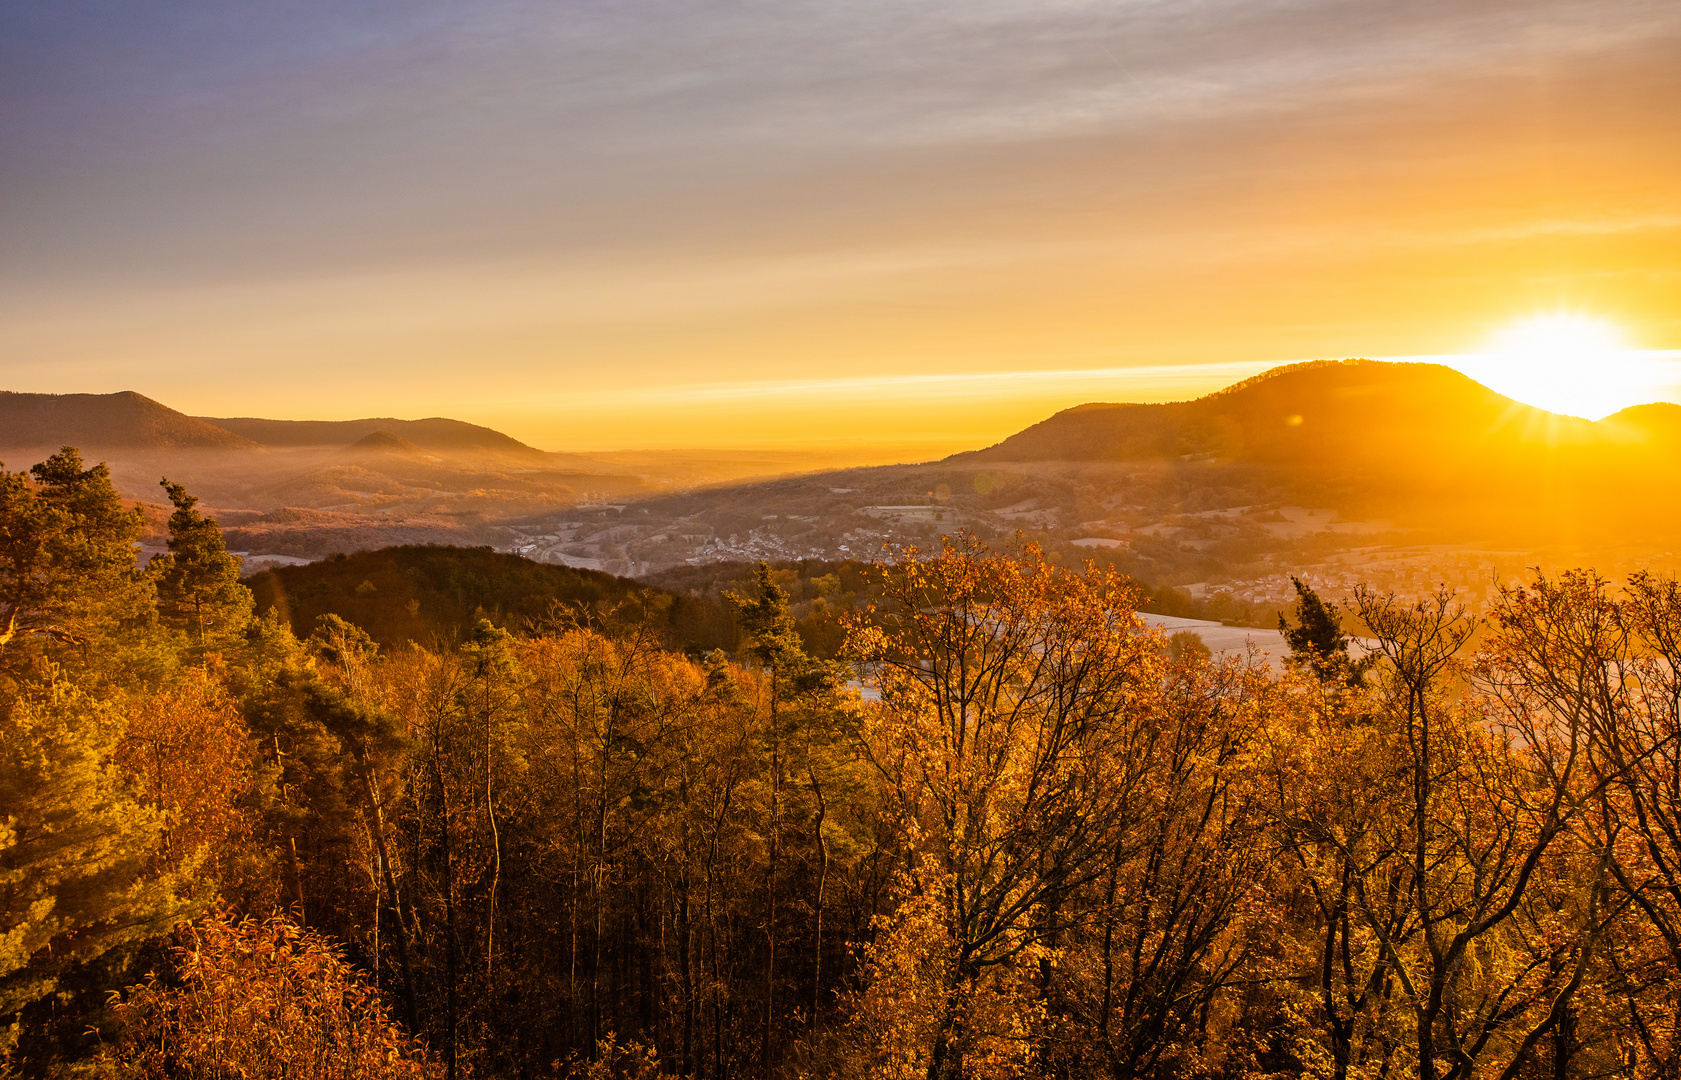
left=7, top=358, right=1680, bottom=632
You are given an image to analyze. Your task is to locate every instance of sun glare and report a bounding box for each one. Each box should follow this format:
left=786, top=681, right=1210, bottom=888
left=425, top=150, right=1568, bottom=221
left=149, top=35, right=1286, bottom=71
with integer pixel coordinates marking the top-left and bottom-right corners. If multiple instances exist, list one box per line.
left=1459, top=314, right=1657, bottom=420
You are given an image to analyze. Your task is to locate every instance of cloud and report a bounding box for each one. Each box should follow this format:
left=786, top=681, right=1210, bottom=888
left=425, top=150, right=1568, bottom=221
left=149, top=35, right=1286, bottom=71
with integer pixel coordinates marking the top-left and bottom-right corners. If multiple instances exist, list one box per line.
left=1, top=0, right=1675, bottom=443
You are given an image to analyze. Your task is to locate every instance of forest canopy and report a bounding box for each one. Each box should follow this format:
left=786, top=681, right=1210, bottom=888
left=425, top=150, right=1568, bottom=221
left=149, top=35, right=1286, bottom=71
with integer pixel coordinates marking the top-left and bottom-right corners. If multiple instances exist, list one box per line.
left=3, top=446, right=1680, bottom=1080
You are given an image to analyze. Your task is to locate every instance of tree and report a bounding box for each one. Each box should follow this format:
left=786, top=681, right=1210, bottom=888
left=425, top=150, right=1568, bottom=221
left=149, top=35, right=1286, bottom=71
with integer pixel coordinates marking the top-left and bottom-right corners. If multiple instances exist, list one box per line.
left=1264, top=654, right=1423, bottom=1080
left=104, top=911, right=439, bottom=1079
left=0, top=687, right=189, bottom=1053
left=1473, top=569, right=1681, bottom=1076
left=1167, top=629, right=1211, bottom=662
left=0, top=448, right=147, bottom=655
left=1045, top=649, right=1275, bottom=1080
left=846, top=537, right=1164, bottom=1080
left=116, top=674, right=255, bottom=892
left=725, top=563, right=840, bottom=1068
left=152, top=478, right=251, bottom=645
left=1280, top=577, right=1372, bottom=687
left=1354, top=584, right=1611, bottom=1080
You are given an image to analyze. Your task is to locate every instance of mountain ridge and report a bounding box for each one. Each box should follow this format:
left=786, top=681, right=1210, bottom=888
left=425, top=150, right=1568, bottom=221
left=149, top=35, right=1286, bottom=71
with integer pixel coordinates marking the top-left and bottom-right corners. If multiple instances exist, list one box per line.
left=197, top=414, right=549, bottom=458
left=0, top=391, right=257, bottom=451
left=951, top=359, right=1607, bottom=467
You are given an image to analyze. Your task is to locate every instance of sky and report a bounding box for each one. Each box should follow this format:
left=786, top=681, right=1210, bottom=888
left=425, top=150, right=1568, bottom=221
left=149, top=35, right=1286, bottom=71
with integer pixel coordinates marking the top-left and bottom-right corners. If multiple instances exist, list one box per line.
left=2, top=0, right=1678, bottom=451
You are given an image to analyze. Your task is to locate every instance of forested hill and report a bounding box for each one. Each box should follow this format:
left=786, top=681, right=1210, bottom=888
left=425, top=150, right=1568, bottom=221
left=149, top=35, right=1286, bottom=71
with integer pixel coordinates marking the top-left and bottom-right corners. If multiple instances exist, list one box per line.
left=952, top=359, right=1591, bottom=466
left=946, top=358, right=1681, bottom=541
left=245, top=545, right=743, bottom=652
left=198, top=414, right=549, bottom=458
left=0, top=390, right=258, bottom=451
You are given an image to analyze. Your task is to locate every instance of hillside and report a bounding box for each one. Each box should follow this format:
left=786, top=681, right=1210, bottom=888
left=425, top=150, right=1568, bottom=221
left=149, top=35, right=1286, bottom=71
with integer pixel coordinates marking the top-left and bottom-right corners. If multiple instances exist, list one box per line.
left=952, top=358, right=1607, bottom=502
left=245, top=544, right=740, bottom=650
left=198, top=414, right=550, bottom=458
left=497, top=360, right=1681, bottom=591
left=937, top=359, right=1679, bottom=541
left=957, top=360, right=1594, bottom=466
left=1600, top=401, right=1681, bottom=446
left=345, top=429, right=428, bottom=456
left=0, top=391, right=257, bottom=451
left=0, top=393, right=650, bottom=557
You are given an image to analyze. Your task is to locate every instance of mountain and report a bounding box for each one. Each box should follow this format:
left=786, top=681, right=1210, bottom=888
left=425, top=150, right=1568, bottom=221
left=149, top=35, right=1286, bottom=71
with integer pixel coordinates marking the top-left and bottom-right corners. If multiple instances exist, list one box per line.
left=958, top=359, right=1598, bottom=469
left=0, top=391, right=257, bottom=451
left=519, top=360, right=1681, bottom=580
left=0, top=391, right=651, bottom=558
left=196, top=415, right=548, bottom=458
left=945, top=358, right=1679, bottom=538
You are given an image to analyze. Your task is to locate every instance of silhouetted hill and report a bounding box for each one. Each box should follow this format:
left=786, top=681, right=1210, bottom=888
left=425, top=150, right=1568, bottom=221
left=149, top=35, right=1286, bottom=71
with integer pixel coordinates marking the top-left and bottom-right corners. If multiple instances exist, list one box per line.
left=956, top=359, right=1595, bottom=469
left=198, top=415, right=548, bottom=458
left=1600, top=402, right=1681, bottom=447
left=0, top=391, right=257, bottom=451
left=345, top=430, right=427, bottom=456
left=246, top=545, right=740, bottom=651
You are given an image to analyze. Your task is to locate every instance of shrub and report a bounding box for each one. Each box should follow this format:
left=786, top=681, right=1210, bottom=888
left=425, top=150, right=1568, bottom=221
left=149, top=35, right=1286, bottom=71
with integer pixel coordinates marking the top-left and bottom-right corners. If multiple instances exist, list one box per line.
left=102, top=912, right=437, bottom=1080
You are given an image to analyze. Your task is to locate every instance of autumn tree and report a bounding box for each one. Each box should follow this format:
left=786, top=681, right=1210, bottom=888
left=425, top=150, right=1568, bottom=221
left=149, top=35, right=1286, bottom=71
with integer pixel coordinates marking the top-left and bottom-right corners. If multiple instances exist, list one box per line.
left=104, top=910, right=439, bottom=1079
left=1473, top=569, right=1681, bottom=1077
left=116, top=673, right=255, bottom=892
left=846, top=537, right=1167, bottom=1080
left=1263, top=659, right=1413, bottom=1080
left=725, top=563, right=845, bottom=1067
left=1044, top=649, right=1275, bottom=1080
left=1352, top=584, right=1613, bottom=1080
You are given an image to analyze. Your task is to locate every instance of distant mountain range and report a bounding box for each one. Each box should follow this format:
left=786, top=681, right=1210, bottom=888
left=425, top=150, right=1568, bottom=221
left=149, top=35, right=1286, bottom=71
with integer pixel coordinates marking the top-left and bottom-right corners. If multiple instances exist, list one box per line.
left=0, top=390, right=653, bottom=558
left=6, top=361, right=1678, bottom=571
left=947, top=359, right=1681, bottom=541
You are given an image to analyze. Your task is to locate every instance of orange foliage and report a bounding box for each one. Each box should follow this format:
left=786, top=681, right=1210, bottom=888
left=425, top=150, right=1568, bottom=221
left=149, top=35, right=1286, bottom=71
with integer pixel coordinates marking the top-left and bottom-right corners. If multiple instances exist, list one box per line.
left=104, top=912, right=440, bottom=1080
left=116, top=674, right=253, bottom=888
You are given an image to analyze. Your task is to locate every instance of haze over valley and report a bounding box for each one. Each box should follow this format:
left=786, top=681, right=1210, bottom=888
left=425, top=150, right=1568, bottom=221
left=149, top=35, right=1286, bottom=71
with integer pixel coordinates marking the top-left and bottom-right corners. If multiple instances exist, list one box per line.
left=8, top=357, right=1679, bottom=631
left=5, top=2, right=1681, bottom=1078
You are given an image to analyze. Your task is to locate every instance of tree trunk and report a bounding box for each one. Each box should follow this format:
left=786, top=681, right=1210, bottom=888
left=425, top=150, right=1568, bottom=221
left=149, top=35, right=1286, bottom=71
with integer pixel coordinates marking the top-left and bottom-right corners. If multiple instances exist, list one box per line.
left=431, top=750, right=459, bottom=1080
left=809, top=768, right=828, bottom=1023
left=359, top=759, right=419, bottom=1034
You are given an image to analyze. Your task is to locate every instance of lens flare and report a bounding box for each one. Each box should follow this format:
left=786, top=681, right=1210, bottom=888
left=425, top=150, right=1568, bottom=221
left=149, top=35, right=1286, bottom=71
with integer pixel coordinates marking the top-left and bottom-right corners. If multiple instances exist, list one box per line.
left=1458, top=314, right=1661, bottom=420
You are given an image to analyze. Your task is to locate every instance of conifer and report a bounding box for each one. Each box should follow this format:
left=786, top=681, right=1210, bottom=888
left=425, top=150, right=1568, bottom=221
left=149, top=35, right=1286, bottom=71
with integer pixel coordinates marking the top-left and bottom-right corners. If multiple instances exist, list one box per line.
left=0, top=448, right=147, bottom=654
left=152, top=478, right=252, bottom=644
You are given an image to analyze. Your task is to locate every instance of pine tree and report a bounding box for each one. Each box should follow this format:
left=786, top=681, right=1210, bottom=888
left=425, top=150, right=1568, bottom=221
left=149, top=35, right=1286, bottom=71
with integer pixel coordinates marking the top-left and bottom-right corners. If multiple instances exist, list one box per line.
left=0, top=687, right=189, bottom=1052
left=0, top=448, right=148, bottom=653
left=724, top=564, right=839, bottom=1068
left=1279, top=576, right=1371, bottom=686
left=152, top=479, right=252, bottom=645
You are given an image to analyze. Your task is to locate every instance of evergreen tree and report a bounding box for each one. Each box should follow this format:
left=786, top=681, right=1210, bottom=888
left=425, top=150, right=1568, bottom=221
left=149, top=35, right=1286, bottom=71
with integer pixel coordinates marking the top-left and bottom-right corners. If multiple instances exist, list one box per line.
left=0, top=688, right=189, bottom=1052
left=725, top=563, right=830, bottom=695
left=0, top=448, right=148, bottom=654
left=724, top=563, right=843, bottom=1067
left=152, top=478, right=252, bottom=645
left=1279, top=575, right=1372, bottom=686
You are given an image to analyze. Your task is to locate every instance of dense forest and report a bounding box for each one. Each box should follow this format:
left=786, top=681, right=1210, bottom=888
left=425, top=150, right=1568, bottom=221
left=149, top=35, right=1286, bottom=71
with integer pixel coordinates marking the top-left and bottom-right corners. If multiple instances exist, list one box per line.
left=4, top=446, right=1681, bottom=1080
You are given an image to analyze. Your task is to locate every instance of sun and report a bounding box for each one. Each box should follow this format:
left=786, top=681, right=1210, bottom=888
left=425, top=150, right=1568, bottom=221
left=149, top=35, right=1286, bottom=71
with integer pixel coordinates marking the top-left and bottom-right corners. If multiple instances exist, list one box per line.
left=1457, top=314, right=1656, bottom=420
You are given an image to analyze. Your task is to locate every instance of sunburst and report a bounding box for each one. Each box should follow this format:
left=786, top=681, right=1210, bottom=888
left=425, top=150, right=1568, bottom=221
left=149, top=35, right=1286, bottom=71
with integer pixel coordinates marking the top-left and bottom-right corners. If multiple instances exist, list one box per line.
left=1458, top=314, right=1654, bottom=419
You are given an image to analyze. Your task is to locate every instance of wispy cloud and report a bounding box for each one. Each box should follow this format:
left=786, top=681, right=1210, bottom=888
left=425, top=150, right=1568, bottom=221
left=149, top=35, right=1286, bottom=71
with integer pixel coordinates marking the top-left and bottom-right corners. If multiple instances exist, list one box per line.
left=1, top=0, right=1675, bottom=443
left=556, top=361, right=1278, bottom=407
